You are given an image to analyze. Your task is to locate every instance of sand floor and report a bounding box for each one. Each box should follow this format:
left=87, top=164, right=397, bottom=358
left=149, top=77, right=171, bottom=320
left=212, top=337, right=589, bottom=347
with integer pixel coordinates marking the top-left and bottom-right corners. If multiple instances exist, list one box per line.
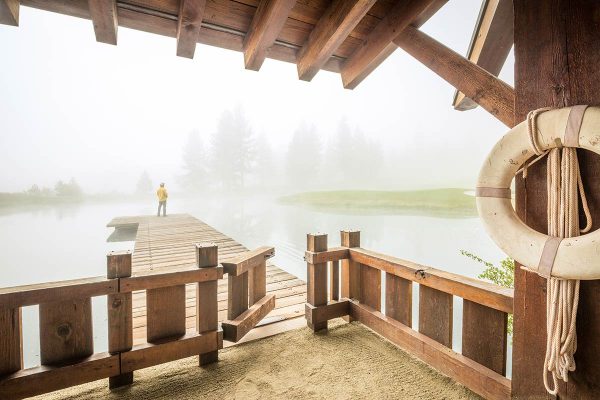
left=35, top=319, right=480, bottom=400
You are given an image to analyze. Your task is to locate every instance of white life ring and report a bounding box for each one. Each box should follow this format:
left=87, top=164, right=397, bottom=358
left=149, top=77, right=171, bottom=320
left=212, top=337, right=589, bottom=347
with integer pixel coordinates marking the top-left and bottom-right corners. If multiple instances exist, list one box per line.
left=476, top=106, right=600, bottom=280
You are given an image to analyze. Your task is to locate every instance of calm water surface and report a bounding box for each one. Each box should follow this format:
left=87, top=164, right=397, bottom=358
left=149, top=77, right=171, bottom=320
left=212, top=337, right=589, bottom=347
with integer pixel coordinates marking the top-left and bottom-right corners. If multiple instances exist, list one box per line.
left=0, top=193, right=511, bottom=375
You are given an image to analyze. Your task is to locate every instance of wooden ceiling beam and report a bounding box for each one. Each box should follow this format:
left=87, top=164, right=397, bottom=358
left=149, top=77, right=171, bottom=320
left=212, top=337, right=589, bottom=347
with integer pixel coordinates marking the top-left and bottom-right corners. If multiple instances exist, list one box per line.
left=394, top=26, right=514, bottom=127
left=176, top=0, right=207, bottom=58
left=297, top=0, right=376, bottom=82
left=88, top=0, right=118, bottom=45
left=341, top=0, right=446, bottom=90
left=0, top=0, right=19, bottom=26
left=453, top=0, right=513, bottom=111
left=243, top=0, right=296, bottom=71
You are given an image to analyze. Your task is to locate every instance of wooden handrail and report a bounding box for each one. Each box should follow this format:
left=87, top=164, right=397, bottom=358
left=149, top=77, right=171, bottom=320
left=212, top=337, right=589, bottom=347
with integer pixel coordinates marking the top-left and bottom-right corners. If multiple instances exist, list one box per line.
left=120, top=265, right=223, bottom=292
left=349, top=248, right=513, bottom=313
left=304, top=247, right=349, bottom=264
left=221, top=246, right=274, bottom=276
left=0, top=277, right=117, bottom=308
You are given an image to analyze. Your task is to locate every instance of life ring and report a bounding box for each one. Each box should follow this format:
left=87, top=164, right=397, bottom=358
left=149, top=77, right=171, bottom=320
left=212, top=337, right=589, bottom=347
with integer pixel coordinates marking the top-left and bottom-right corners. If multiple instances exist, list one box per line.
left=476, top=106, right=600, bottom=280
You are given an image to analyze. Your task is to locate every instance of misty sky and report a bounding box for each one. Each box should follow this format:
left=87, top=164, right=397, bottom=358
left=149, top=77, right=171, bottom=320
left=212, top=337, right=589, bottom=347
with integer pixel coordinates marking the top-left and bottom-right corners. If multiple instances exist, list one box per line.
left=0, top=2, right=514, bottom=193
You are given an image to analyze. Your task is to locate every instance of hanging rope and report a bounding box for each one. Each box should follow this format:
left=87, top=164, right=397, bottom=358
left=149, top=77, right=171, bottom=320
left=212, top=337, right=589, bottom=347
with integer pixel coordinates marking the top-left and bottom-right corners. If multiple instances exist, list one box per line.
left=525, top=109, right=593, bottom=395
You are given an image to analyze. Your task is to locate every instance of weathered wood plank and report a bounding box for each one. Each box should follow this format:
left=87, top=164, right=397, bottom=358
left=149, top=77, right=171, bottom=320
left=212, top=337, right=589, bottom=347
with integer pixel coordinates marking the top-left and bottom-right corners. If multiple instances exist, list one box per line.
left=120, top=331, right=221, bottom=373
left=0, top=0, right=18, bottom=26
left=146, top=285, right=186, bottom=342
left=304, top=246, right=349, bottom=264
left=453, top=0, right=513, bottom=111
left=0, top=353, right=119, bottom=400
left=350, top=301, right=511, bottom=400
left=248, top=259, right=266, bottom=305
left=242, top=0, right=296, bottom=70
left=330, top=260, right=339, bottom=301
left=360, top=264, right=381, bottom=311
left=394, top=26, right=514, bottom=127
left=418, top=285, right=452, bottom=347
left=349, top=247, right=513, bottom=313
left=227, top=272, right=248, bottom=320
left=0, top=307, right=22, bottom=376
left=305, top=300, right=349, bottom=326
left=385, top=273, right=412, bottom=326
left=462, top=299, right=507, bottom=375
left=306, top=233, right=328, bottom=331
left=297, top=0, right=376, bottom=81
left=222, top=293, right=275, bottom=342
left=88, top=0, right=118, bottom=45
left=176, top=0, right=206, bottom=58
left=341, top=0, right=441, bottom=89
left=221, top=246, right=274, bottom=276
left=39, top=298, right=94, bottom=365
left=0, top=277, right=117, bottom=309
left=120, top=266, right=222, bottom=292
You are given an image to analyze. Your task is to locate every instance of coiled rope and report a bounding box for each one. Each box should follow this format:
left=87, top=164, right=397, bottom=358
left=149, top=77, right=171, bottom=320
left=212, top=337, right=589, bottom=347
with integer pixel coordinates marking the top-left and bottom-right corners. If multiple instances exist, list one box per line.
left=525, top=108, right=592, bottom=395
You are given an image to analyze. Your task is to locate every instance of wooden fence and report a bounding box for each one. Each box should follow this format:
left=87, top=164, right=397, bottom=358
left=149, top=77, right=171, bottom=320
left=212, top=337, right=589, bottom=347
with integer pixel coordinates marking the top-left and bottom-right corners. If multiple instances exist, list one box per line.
left=304, top=230, right=513, bottom=400
left=0, top=244, right=273, bottom=399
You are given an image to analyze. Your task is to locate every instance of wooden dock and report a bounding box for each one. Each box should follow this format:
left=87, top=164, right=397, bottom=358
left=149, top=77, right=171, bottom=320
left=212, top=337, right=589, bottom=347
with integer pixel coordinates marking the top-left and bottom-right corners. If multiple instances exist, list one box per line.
left=107, top=214, right=306, bottom=346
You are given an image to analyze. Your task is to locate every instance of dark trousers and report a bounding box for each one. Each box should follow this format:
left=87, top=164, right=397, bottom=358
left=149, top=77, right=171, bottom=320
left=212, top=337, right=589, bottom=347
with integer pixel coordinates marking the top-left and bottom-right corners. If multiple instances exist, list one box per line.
left=157, top=201, right=166, bottom=216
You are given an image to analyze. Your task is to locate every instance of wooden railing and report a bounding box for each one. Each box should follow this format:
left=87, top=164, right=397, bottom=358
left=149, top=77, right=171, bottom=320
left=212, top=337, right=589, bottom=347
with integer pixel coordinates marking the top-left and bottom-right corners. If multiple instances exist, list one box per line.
left=0, top=244, right=273, bottom=399
left=305, top=230, right=513, bottom=400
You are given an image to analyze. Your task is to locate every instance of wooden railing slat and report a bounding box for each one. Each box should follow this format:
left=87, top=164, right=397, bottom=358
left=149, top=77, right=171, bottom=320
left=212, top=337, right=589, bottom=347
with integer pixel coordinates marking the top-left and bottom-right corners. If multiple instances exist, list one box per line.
left=330, top=260, right=340, bottom=301
left=349, top=248, right=513, bottom=313
left=146, top=285, right=186, bottom=343
left=462, top=299, right=508, bottom=375
left=227, top=272, right=248, bottom=320
left=0, top=306, right=22, bottom=376
left=385, top=273, right=412, bottom=326
left=39, top=298, right=94, bottom=365
left=360, top=265, right=381, bottom=311
left=419, top=285, right=453, bottom=347
left=248, top=259, right=266, bottom=306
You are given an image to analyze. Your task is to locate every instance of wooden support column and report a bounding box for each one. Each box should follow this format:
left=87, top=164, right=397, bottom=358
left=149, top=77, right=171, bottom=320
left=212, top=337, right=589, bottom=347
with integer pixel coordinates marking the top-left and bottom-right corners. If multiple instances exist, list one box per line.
left=513, top=1, right=600, bottom=397
left=296, top=0, right=376, bottom=81
left=307, top=233, right=328, bottom=331
left=340, top=230, right=360, bottom=322
left=394, top=26, right=514, bottom=127
left=88, top=0, right=118, bottom=45
left=176, top=0, right=206, bottom=58
left=107, top=250, right=133, bottom=389
left=242, top=0, right=296, bottom=71
left=341, top=0, right=443, bottom=89
left=196, top=243, right=219, bottom=366
left=0, top=0, right=18, bottom=26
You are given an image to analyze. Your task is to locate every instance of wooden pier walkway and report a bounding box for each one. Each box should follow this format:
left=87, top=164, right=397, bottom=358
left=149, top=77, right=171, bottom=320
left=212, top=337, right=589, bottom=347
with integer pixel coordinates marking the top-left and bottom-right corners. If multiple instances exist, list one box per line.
left=107, top=214, right=306, bottom=346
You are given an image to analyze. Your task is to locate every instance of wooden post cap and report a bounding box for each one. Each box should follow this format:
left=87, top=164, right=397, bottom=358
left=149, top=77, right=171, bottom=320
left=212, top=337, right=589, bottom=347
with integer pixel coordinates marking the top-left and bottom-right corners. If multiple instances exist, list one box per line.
left=196, top=243, right=218, bottom=268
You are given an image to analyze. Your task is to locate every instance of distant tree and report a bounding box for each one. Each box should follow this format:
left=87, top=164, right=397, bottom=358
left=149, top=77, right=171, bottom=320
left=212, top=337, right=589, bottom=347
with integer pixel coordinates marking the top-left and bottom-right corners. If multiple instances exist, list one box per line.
left=251, top=133, right=278, bottom=189
left=55, top=178, right=83, bottom=198
left=285, top=123, right=321, bottom=189
left=27, top=184, right=41, bottom=196
left=135, top=171, right=153, bottom=195
left=180, top=130, right=208, bottom=192
left=210, top=107, right=255, bottom=191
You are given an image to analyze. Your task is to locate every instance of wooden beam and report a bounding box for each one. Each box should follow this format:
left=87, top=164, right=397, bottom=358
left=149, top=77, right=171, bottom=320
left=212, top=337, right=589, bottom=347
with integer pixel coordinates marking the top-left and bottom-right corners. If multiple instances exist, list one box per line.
left=242, top=0, right=296, bottom=71
left=176, top=0, right=206, bottom=58
left=297, top=0, right=376, bottom=81
left=0, top=0, right=18, bottom=26
left=393, top=26, right=514, bottom=127
left=88, top=0, right=118, bottom=45
left=453, top=0, right=513, bottom=111
left=222, top=293, right=275, bottom=342
left=341, top=0, right=444, bottom=89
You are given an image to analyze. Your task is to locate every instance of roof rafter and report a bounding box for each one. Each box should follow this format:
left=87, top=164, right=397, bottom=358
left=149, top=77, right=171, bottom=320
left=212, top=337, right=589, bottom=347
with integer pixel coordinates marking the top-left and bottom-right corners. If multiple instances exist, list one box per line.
left=0, top=0, right=19, bottom=26
left=296, top=0, right=376, bottom=82
left=341, top=0, right=446, bottom=90
left=88, top=0, right=118, bottom=45
left=453, top=0, right=513, bottom=111
left=394, top=26, right=514, bottom=127
left=243, top=0, right=297, bottom=71
left=176, top=0, right=207, bottom=58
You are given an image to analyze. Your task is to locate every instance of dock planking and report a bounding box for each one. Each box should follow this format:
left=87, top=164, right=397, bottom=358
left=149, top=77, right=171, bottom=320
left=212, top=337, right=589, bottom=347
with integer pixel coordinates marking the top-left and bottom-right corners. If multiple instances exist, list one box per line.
left=107, top=214, right=306, bottom=346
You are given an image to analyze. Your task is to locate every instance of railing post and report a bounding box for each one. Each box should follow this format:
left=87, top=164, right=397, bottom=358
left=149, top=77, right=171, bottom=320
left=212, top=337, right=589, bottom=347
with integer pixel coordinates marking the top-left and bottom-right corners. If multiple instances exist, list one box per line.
left=340, top=230, right=360, bottom=322
left=307, top=233, right=328, bottom=331
left=196, top=243, right=220, bottom=366
left=107, top=250, right=133, bottom=389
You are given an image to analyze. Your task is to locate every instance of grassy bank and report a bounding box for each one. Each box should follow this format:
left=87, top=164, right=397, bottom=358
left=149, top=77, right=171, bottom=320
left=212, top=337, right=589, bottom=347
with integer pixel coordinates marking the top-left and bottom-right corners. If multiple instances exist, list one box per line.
left=279, top=188, right=476, bottom=217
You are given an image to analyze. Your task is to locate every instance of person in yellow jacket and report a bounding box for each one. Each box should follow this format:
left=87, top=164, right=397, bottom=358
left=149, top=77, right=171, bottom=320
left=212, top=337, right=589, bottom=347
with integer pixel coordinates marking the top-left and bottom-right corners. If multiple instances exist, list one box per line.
left=156, top=183, right=168, bottom=217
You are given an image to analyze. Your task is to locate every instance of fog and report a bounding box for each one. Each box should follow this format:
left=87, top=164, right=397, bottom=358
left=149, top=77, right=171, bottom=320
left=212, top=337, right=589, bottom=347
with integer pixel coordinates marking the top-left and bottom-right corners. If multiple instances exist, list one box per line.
left=0, top=2, right=513, bottom=196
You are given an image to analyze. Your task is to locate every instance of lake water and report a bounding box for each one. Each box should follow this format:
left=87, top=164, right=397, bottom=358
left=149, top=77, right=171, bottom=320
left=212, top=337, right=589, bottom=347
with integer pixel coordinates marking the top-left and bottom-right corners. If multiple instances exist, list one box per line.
left=0, top=193, right=511, bottom=376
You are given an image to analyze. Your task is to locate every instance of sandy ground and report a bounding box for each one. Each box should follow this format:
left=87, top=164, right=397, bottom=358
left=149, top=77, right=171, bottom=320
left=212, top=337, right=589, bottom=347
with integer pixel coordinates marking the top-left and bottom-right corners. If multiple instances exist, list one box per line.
left=35, top=319, right=480, bottom=400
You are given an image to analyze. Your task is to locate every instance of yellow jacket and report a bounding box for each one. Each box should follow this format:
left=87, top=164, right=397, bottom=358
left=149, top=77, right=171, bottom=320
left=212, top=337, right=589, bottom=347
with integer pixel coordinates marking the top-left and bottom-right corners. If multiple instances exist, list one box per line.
left=157, top=187, right=168, bottom=201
